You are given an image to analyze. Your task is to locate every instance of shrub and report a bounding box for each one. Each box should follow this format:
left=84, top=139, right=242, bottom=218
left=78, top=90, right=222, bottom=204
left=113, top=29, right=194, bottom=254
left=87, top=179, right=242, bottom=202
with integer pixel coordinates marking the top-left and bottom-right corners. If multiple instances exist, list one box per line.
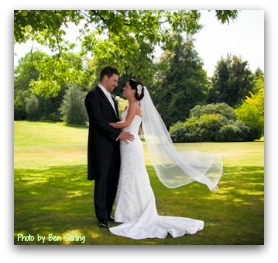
left=25, top=95, right=40, bottom=121
left=170, top=126, right=187, bottom=143
left=217, top=122, right=251, bottom=142
left=235, top=103, right=264, bottom=140
left=196, top=114, right=223, bottom=141
left=14, top=104, right=26, bottom=120
left=48, top=112, right=61, bottom=122
left=14, top=90, right=30, bottom=120
left=169, top=102, right=260, bottom=142
left=190, top=103, right=236, bottom=121
left=170, top=114, right=223, bottom=142
left=60, top=85, right=88, bottom=125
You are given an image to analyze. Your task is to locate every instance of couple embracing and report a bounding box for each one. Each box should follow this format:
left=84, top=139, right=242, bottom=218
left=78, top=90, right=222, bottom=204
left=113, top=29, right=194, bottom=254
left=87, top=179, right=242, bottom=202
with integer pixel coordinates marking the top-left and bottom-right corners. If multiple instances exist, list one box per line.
left=85, top=66, right=223, bottom=240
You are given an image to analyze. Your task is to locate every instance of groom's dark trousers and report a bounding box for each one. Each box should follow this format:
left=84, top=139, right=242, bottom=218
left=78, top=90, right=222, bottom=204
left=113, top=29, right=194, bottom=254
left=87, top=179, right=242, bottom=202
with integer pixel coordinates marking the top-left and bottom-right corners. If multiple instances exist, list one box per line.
left=85, top=86, right=121, bottom=222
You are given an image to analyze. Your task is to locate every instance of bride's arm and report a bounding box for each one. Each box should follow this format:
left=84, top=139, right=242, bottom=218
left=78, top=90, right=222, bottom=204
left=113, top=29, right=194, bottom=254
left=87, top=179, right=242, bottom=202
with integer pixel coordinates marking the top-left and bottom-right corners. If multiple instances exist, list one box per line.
left=109, top=103, right=138, bottom=129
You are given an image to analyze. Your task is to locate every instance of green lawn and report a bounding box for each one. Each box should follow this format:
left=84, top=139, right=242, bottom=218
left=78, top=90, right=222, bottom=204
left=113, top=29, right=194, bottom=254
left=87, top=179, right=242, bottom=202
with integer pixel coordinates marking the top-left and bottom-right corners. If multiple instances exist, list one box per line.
left=14, top=121, right=264, bottom=245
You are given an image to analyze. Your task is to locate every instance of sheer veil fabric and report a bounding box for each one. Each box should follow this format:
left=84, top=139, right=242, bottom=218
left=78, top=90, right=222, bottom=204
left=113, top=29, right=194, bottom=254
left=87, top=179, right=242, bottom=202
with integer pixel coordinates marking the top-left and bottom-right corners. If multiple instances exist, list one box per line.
left=141, top=87, right=223, bottom=191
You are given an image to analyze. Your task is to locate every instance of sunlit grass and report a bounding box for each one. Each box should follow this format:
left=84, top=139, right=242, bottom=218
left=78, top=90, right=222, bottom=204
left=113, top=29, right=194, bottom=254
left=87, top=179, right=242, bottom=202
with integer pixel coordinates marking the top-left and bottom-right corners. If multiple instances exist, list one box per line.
left=14, top=121, right=87, bottom=169
left=14, top=121, right=264, bottom=245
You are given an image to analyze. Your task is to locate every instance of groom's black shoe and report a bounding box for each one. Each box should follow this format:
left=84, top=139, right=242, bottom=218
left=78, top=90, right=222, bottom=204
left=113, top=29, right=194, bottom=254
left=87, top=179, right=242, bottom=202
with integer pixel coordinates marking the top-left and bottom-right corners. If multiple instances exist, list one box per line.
left=108, top=216, right=115, bottom=222
left=99, top=220, right=110, bottom=228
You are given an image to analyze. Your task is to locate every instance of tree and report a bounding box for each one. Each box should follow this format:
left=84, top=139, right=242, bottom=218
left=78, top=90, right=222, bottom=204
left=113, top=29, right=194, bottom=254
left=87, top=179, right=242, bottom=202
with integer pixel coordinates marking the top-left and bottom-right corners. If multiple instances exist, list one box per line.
left=60, top=85, right=88, bottom=125
left=207, top=54, right=254, bottom=107
left=15, top=49, right=93, bottom=99
left=25, top=94, right=40, bottom=121
left=14, top=51, right=87, bottom=121
left=235, top=103, right=264, bottom=140
left=153, top=35, right=208, bottom=128
left=14, top=51, right=42, bottom=119
left=14, top=10, right=239, bottom=97
left=14, top=10, right=238, bottom=47
left=253, top=68, right=264, bottom=95
left=235, top=70, right=264, bottom=140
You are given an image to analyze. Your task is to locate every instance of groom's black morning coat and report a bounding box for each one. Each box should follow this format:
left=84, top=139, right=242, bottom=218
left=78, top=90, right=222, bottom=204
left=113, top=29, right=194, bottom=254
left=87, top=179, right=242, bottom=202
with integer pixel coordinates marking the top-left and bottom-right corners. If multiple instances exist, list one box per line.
left=85, top=86, right=121, bottom=181
left=85, top=86, right=121, bottom=221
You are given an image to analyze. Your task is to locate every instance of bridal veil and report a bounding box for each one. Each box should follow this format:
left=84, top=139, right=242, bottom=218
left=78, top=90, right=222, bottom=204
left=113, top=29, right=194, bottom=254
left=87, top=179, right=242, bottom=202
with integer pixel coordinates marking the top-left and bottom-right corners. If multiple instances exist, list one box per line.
left=140, top=86, right=223, bottom=191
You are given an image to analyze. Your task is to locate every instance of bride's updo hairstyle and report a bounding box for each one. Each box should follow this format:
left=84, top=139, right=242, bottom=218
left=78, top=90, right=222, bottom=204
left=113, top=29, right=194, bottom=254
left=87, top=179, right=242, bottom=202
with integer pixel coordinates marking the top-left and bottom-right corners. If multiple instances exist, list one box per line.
left=129, top=79, right=144, bottom=101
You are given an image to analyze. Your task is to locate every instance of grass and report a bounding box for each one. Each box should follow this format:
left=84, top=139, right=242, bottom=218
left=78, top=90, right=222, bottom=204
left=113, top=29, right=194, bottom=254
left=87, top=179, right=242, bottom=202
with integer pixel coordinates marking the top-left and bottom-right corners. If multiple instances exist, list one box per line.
left=14, top=121, right=264, bottom=245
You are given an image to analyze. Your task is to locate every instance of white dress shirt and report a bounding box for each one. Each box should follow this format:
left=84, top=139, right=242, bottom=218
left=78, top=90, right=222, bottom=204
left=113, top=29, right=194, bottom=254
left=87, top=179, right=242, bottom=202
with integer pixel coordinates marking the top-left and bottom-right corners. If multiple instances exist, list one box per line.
left=98, top=83, right=119, bottom=141
left=98, top=83, right=117, bottom=114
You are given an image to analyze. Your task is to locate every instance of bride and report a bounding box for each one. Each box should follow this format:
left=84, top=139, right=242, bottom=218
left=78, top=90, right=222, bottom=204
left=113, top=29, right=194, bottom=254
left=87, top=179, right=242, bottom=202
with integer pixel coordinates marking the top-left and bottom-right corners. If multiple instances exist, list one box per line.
left=108, top=79, right=223, bottom=239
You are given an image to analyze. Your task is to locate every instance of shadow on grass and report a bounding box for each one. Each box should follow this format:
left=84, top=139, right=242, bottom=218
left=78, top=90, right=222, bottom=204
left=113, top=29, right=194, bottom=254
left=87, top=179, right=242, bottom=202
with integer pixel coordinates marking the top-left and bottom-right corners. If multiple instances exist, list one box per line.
left=14, top=164, right=264, bottom=245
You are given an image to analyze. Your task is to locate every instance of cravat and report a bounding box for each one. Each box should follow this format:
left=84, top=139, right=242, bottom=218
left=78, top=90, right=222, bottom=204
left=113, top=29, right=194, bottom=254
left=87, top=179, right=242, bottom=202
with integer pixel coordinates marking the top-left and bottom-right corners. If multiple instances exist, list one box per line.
left=99, top=84, right=117, bottom=116
left=108, top=93, right=117, bottom=115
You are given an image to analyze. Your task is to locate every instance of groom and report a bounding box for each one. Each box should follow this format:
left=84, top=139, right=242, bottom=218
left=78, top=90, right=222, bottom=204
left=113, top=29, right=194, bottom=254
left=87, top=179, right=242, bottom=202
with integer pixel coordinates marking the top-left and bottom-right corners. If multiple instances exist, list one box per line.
left=85, top=66, right=134, bottom=228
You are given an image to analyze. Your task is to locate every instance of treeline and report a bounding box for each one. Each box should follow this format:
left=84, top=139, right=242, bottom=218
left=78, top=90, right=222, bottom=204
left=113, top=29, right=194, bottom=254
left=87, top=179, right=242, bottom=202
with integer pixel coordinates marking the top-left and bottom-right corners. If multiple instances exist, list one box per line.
left=14, top=10, right=263, bottom=141
left=14, top=37, right=264, bottom=141
left=149, top=36, right=264, bottom=142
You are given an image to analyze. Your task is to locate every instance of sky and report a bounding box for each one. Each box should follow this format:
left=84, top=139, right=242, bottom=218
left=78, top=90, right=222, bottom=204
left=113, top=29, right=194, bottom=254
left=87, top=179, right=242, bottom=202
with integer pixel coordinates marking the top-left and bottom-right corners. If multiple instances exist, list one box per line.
left=195, top=10, right=264, bottom=76
left=13, top=10, right=264, bottom=77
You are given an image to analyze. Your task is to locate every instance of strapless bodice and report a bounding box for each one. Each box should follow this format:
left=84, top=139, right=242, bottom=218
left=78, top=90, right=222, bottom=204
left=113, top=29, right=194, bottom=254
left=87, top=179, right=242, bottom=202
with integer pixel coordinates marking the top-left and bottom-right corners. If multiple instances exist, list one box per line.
left=121, top=111, right=142, bottom=134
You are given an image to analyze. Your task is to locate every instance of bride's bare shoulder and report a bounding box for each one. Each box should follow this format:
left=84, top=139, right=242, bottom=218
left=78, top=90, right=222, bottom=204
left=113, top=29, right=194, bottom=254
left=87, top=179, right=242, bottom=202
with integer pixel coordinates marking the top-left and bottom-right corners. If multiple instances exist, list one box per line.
left=128, top=101, right=139, bottom=110
left=127, top=102, right=141, bottom=116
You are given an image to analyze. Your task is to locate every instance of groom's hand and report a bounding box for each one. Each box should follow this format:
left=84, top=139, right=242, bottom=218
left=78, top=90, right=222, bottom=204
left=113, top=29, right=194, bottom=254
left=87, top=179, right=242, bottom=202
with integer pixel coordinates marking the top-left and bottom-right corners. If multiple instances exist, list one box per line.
left=118, top=131, right=134, bottom=143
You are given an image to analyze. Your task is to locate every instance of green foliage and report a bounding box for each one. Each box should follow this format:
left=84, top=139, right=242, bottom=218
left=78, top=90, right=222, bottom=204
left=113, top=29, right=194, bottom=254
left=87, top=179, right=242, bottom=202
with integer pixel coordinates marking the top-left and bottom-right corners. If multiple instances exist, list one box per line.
left=189, top=102, right=236, bottom=121
left=14, top=10, right=204, bottom=48
left=169, top=103, right=252, bottom=142
left=197, top=114, right=223, bottom=141
left=60, top=85, right=88, bottom=125
left=14, top=50, right=94, bottom=99
left=14, top=10, right=82, bottom=51
left=235, top=103, right=264, bottom=141
left=115, top=96, right=128, bottom=116
left=25, top=94, right=40, bottom=120
left=234, top=72, right=264, bottom=140
left=14, top=90, right=28, bottom=120
left=28, top=52, right=93, bottom=98
left=208, top=54, right=254, bottom=107
left=246, top=72, right=264, bottom=115
left=14, top=51, right=71, bottom=121
left=14, top=10, right=239, bottom=97
left=169, top=121, right=187, bottom=142
left=14, top=51, right=42, bottom=91
left=214, top=10, right=239, bottom=24
left=30, top=79, right=61, bottom=98
left=153, top=36, right=208, bottom=128
left=217, top=122, right=251, bottom=142
left=170, top=114, right=224, bottom=142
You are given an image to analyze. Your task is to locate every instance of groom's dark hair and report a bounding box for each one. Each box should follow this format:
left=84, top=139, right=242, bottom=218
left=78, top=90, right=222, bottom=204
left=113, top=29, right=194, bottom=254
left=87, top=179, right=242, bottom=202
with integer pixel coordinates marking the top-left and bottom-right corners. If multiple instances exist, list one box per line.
left=100, top=66, right=119, bottom=81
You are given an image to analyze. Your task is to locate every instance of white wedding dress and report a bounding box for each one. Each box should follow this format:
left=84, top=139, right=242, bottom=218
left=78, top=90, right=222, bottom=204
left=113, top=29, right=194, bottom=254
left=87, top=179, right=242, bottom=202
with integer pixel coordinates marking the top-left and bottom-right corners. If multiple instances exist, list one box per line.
left=109, top=111, right=204, bottom=239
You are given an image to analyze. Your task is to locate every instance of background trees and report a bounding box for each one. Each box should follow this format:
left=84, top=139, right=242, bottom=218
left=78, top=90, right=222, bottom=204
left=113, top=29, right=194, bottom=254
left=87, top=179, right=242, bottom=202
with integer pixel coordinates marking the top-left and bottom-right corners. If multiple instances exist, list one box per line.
left=169, top=65, right=264, bottom=142
left=235, top=69, right=264, bottom=140
left=14, top=50, right=87, bottom=121
left=151, top=35, right=208, bottom=128
left=169, top=103, right=252, bottom=142
left=207, top=54, right=254, bottom=107
left=14, top=10, right=238, bottom=97
left=60, top=85, right=87, bottom=126
left=14, top=10, right=265, bottom=141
